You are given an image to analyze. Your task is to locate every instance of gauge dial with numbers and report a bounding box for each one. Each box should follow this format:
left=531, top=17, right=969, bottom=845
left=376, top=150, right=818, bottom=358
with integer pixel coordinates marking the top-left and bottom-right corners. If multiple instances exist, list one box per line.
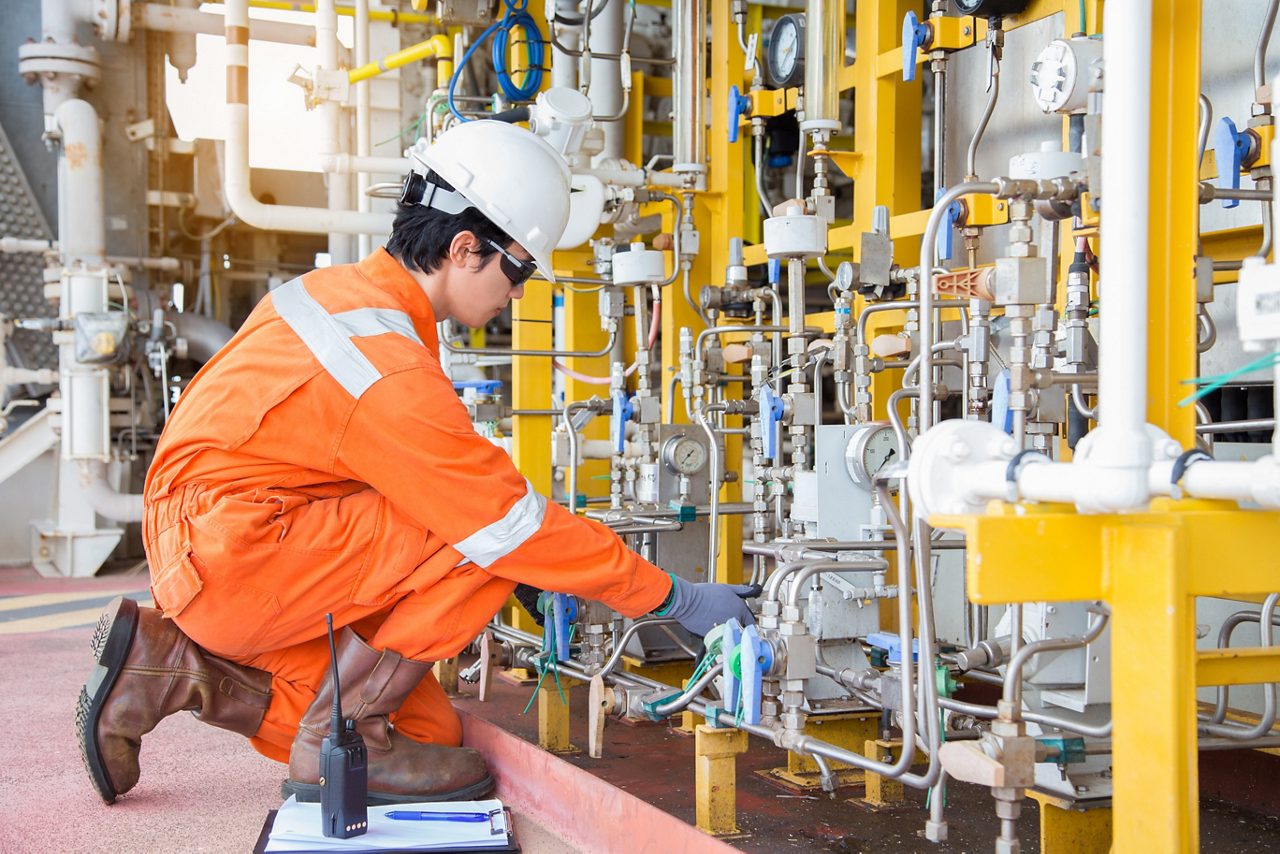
left=662, top=435, right=708, bottom=476
left=844, top=423, right=899, bottom=489
left=766, top=13, right=807, bottom=89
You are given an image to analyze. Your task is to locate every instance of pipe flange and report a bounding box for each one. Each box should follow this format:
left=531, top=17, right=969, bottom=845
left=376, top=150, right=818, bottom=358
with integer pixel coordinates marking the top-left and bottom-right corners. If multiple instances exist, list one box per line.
left=17, top=42, right=102, bottom=86
left=907, top=418, right=1016, bottom=517
left=92, top=0, right=132, bottom=42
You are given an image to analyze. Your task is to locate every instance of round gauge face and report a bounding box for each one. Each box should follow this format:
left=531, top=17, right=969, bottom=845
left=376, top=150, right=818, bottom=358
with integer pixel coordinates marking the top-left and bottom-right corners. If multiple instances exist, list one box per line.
left=663, top=435, right=708, bottom=476
left=860, top=426, right=899, bottom=482
left=767, top=14, right=806, bottom=89
left=844, top=423, right=898, bottom=488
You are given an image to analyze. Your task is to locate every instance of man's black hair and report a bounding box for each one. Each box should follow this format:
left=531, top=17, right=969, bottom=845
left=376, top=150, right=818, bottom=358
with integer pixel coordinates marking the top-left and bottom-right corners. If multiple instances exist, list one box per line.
left=386, top=174, right=512, bottom=275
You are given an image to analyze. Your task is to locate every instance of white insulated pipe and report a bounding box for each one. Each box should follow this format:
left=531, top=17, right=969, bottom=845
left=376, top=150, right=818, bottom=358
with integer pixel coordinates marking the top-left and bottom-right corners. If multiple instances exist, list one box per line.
left=55, top=99, right=110, bottom=462
left=355, top=0, right=372, bottom=257
left=1081, top=0, right=1154, bottom=512
left=223, top=0, right=393, bottom=238
left=138, top=3, right=317, bottom=45
left=80, top=460, right=144, bottom=522
left=588, top=0, right=625, bottom=161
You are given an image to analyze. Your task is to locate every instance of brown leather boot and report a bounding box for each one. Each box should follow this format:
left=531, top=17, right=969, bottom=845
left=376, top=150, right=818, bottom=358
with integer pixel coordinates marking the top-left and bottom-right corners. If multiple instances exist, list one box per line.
left=77, top=596, right=273, bottom=804
left=282, top=628, right=492, bottom=805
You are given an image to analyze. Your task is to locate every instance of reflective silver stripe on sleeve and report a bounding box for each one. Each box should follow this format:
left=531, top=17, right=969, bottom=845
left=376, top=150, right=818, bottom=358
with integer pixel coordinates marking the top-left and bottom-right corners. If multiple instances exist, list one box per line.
left=332, top=308, right=424, bottom=346
left=271, top=280, right=426, bottom=399
left=453, top=479, right=548, bottom=568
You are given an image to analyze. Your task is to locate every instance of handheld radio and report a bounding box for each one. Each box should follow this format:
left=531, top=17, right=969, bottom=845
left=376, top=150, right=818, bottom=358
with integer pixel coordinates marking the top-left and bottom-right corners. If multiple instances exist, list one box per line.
left=319, top=613, right=368, bottom=838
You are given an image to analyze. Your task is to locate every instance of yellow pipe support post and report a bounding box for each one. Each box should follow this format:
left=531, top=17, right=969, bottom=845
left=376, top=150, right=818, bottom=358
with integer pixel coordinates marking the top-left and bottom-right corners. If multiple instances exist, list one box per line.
left=694, top=725, right=748, bottom=835
left=1027, top=791, right=1113, bottom=854
left=433, top=657, right=461, bottom=698
left=861, top=738, right=906, bottom=808
left=537, top=677, right=578, bottom=753
left=765, top=712, right=877, bottom=791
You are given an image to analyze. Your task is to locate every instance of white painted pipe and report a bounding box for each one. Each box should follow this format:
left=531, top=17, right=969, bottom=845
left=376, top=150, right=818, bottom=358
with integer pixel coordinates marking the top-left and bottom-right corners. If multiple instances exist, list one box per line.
left=223, top=0, right=393, bottom=237
left=588, top=0, right=625, bottom=161
left=80, top=460, right=144, bottom=523
left=0, top=237, right=55, bottom=254
left=1081, top=0, right=1154, bottom=513
left=355, top=0, right=372, bottom=257
left=551, top=12, right=579, bottom=91
left=1, top=238, right=180, bottom=271
left=138, top=3, right=316, bottom=45
left=320, top=153, right=411, bottom=174
left=55, top=99, right=110, bottom=462
left=1, top=367, right=59, bottom=385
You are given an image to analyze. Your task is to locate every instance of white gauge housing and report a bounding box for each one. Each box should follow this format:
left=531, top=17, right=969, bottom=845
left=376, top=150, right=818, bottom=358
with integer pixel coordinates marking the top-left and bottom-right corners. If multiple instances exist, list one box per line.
left=843, top=422, right=899, bottom=489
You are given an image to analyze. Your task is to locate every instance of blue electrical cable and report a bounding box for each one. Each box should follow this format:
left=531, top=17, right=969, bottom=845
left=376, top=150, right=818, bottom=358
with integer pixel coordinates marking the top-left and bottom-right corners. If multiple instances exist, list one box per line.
left=447, top=0, right=545, bottom=122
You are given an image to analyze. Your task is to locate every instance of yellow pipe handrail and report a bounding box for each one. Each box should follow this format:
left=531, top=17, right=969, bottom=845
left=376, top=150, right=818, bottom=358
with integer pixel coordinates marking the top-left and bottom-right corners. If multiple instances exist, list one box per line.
left=348, top=34, right=453, bottom=84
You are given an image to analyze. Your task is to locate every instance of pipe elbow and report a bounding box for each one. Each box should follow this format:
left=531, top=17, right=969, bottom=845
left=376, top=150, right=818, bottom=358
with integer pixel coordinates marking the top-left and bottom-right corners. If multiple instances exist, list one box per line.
left=80, top=461, right=144, bottom=523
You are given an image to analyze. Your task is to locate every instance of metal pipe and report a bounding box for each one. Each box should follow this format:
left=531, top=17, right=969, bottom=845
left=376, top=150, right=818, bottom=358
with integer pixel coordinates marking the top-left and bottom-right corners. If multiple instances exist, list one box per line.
left=671, top=0, right=706, bottom=175
left=694, top=325, right=790, bottom=364
left=782, top=559, right=891, bottom=607
left=919, top=184, right=998, bottom=434
left=441, top=320, right=618, bottom=358
left=222, top=0, right=390, bottom=237
left=653, top=663, right=723, bottom=716
left=698, top=402, right=727, bottom=579
left=1202, top=593, right=1279, bottom=739
left=348, top=34, right=451, bottom=84
left=1196, top=418, right=1276, bottom=434
left=965, top=36, right=1000, bottom=180
left=138, top=3, right=316, bottom=44
left=1003, top=607, right=1110, bottom=711
left=1197, top=94, right=1213, bottom=180
left=800, top=0, right=841, bottom=134
left=1256, top=0, right=1280, bottom=95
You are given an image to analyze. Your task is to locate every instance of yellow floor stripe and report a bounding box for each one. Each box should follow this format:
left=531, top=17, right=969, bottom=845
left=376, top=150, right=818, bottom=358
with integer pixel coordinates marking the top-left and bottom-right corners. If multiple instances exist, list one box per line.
left=0, top=600, right=154, bottom=636
left=0, top=591, right=139, bottom=613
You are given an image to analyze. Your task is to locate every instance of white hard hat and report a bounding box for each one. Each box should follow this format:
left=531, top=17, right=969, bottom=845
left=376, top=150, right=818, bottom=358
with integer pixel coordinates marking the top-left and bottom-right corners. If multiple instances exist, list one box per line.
left=408, top=121, right=571, bottom=282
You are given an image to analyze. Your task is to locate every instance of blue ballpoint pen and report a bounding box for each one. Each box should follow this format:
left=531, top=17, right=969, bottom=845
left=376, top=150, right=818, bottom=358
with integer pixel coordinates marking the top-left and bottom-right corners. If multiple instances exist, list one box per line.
left=383, top=810, right=490, bottom=822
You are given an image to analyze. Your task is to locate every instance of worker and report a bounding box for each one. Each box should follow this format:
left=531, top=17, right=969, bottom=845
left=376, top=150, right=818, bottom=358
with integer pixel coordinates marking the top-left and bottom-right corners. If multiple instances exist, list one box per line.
left=77, top=120, right=756, bottom=807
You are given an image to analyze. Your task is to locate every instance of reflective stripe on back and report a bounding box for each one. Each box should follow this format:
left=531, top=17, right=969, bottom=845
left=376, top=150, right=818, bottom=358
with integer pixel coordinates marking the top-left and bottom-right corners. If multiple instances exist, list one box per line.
left=271, top=278, right=424, bottom=399
left=453, top=479, right=548, bottom=568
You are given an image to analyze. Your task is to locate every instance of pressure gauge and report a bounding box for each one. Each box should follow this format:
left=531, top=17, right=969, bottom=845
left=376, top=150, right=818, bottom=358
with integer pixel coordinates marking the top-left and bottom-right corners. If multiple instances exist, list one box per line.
left=843, top=423, right=899, bottom=489
left=766, top=13, right=806, bottom=89
left=662, top=434, right=708, bottom=476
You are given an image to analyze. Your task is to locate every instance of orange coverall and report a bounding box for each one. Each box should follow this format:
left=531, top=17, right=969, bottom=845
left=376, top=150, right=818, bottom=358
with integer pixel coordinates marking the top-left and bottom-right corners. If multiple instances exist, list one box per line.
left=142, top=248, right=670, bottom=762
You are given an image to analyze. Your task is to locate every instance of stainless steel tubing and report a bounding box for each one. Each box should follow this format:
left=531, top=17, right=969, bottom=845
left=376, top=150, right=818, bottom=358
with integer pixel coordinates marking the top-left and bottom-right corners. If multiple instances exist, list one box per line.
left=782, top=559, right=891, bottom=607
left=1201, top=593, right=1278, bottom=739
left=965, top=49, right=1000, bottom=179
left=1196, top=418, right=1276, bottom=434
left=920, top=183, right=1000, bottom=431
left=672, top=0, right=706, bottom=173
left=695, top=325, right=790, bottom=364
left=698, top=402, right=728, bottom=578
left=938, top=696, right=1114, bottom=738
left=653, top=663, right=724, bottom=716
left=1003, top=607, right=1110, bottom=711
left=595, top=617, right=684, bottom=678
left=1257, top=0, right=1280, bottom=93
left=1197, top=94, right=1213, bottom=187
left=855, top=299, right=969, bottom=346
left=442, top=321, right=618, bottom=358
left=887, top=387, right=919, bottom=455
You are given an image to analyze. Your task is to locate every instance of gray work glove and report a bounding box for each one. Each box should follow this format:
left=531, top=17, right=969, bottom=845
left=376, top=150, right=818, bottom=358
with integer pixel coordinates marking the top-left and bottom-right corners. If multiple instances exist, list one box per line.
left=655, top=573, right=759, bottom=637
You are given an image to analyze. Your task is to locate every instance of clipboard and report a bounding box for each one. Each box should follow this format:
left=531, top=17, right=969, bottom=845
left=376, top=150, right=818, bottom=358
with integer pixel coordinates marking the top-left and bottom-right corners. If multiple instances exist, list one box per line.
left=252, top=809, right=522, bottom=854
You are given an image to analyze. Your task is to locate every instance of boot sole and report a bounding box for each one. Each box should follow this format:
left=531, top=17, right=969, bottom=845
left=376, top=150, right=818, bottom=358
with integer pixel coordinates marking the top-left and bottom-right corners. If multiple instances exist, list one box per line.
left=76, top=596, right=139, bottom=805
left=279, top=774, right=496, bottom=806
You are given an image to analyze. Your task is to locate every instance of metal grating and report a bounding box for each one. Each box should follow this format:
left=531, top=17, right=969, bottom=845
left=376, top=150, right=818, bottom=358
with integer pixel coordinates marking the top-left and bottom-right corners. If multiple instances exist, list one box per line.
left=0, top=119, right=56, bottom=370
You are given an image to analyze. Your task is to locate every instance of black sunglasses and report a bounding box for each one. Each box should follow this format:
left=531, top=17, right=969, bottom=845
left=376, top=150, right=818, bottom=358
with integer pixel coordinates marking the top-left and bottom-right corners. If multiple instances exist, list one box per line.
left=485, top=238, right=538, bottom=286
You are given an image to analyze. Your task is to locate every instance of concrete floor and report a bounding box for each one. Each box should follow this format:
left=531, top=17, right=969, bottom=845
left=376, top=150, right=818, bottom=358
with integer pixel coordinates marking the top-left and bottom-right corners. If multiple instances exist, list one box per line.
left=0, top=567, right=580, bottom=853
left=4, top=564, right=1279, bottom=853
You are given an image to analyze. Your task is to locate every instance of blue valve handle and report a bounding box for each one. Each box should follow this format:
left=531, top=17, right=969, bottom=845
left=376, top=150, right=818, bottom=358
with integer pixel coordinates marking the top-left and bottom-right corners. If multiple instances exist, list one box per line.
left=934, top=187, right=963, bottom=262
left=739, top=625, right=774, bottom=726
left=550, top=593, right=577, bottom=663
left=759, top=385, right=785, bottom=461
left=722, top=619, right=743, bottom=716
left=768, top=258, right=781, bottom=286
left=1214, top=117, right=1253, bottom=209
left=452, top=380, right=503, bottom=394
left=611, top=390, right=635, bottom=453
left=728, top=84, right=752, bottom=144
left=902, top=11, right=931, bottom=82
left=990, top=368, right=1014, bottom=435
